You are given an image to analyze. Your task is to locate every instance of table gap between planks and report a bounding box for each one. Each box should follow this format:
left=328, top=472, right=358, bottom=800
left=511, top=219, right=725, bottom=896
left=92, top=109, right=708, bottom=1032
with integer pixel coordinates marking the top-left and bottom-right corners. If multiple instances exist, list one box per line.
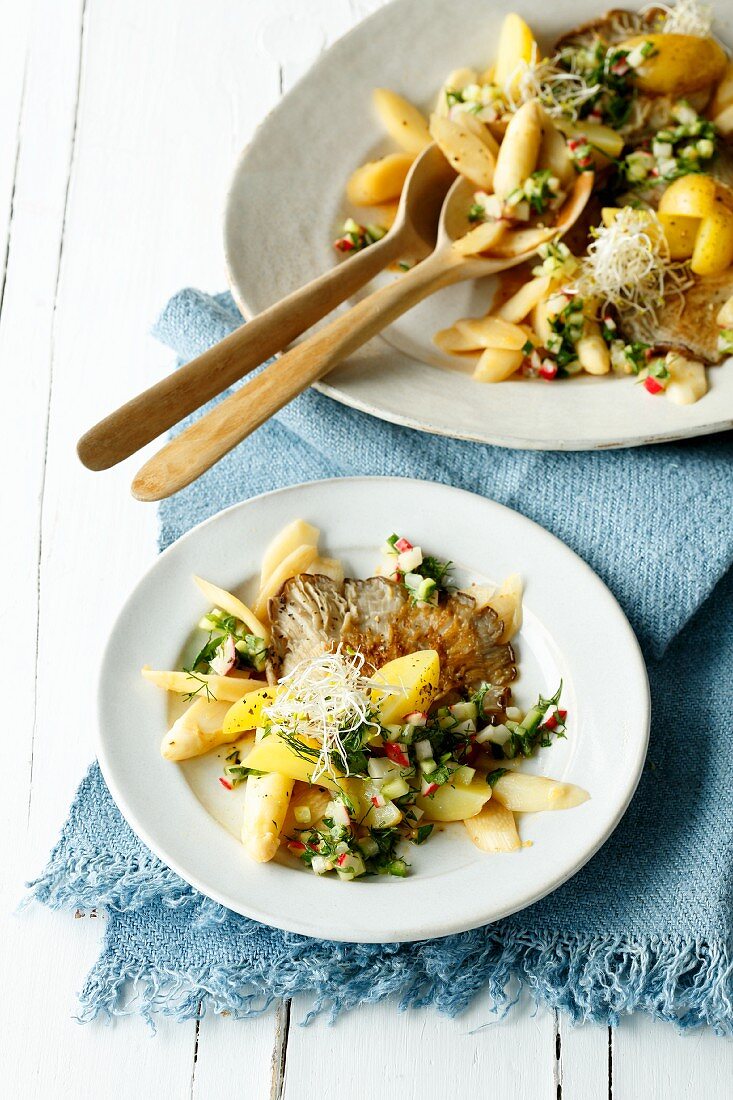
left=0, top=1, right=729, bottom=1097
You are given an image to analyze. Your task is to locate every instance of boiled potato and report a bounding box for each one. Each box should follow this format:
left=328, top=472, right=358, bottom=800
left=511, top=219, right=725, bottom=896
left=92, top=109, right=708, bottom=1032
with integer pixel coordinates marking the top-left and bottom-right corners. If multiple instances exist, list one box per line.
left=473, top=346, right=524, bottom=382
left=491, top=771, right=589, bottom=812
left=495, top=13, right=539, bottom=96
left=464, top=799, right=521, bottom=852
left=429, top=113, right=496, bottom=189
left=281, top=783, right=331, bottom=837
left=457, top=110, right=500, bottom=157
left=493, top=99, right=542, bottom=201
left=193, top=575, right=269, bottom=641
left=241, top=772, right=294, bottom=863
left=142, top=667, right=263, bottom=703
left=373, top=88, right=431, bottom=154
left=223, top=685, right=278, bottom=740
left=260, top=519, right=319, bottom=590
left=665, top=354, right=708, bottom=405
left=619, top=34, right=726, bottom=96
left=370, top=649, right=440, bottom=723
left=456, top=316, right=531, bottom=350
left=691, top=205, right=733, bottom=275
left=601, top=207, right=700, bottom=259
left=160, top=698, right=237, bottom=761
left=555, top=119, right=623, bottom=162
left=346, top=153, right=415, bottom=206
left=416, top=774, right=492, bottom=821
left=658, top=173, right=728, bottom=218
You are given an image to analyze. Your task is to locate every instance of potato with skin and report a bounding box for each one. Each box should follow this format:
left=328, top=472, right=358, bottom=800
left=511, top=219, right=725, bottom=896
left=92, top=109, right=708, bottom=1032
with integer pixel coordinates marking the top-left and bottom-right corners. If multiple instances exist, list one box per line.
left=691, top=205, right=733, bottom=275
left=370, top=649, right=440, bottom=723
left=618, top=34, right=726, bottom=97
left=429, top=113, right=496, bottom=189
left=493, top=99, right=542, bottom=201
left=223, top=685, right=278, bottom=741
left=346, top=153, right=415, bottom=206
left=601, top=207, right=700, bottom=260
left=658, top=174, right=733, bottom=218
left=373, top=88, right=431, bottom=154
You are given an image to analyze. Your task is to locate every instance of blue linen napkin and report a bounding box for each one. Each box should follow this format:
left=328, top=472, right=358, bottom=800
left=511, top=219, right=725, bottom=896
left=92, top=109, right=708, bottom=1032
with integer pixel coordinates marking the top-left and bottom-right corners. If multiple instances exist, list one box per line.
left=31, top=290, right=733, bottom=1030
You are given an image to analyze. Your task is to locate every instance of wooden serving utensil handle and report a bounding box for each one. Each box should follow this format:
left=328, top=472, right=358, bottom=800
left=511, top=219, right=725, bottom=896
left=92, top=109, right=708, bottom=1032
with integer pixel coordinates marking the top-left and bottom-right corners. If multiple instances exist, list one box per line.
left=132, top=250, right=463, bottom=501
left=77, top=230, right=405, bottom=471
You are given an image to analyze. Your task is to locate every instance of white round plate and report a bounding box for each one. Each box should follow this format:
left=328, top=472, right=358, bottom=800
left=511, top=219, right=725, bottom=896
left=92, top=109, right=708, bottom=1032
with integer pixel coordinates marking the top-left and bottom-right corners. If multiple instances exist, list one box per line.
left=98, top=478, right=649, bottom=942
left=224, top=0, right=733, bottom=450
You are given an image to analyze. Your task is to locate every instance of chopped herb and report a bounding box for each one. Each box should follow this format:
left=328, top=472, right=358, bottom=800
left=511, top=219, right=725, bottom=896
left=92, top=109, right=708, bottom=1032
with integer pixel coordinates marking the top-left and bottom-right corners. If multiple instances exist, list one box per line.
left=415, top=823, right=434, bottom=845
left=486, top=768, right=509, bottom=788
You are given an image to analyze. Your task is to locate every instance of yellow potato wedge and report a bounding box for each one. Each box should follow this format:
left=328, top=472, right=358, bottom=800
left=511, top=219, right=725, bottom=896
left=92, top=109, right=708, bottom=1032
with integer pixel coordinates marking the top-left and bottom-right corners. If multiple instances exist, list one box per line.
left=160, top=698, right=237, bottom=761
left=555, top=119, right=623, bottom=162
left=485, top=573, right=523, bottom=643
left=456, top=316, right=531, bottom=350
left=433, top=324, right=485, bottom=353
left=193, top=575, right=269, bottom=641
left=665, top=354, right=708, bottom=405
left=223, top=685, right=278, bottom=740
left=416, top=774, right=492, bottom=821
left=259, top=519, right=319, bottom=590
left=495, top=13, right=539, bottom=96
left=491, top=771, right=589, bottom=812
left=429, top=113, right=496, bottom=189
left=452, top=219, right=507, bottom=257
left=373, top=88, right=432, bottom=154
left=496, top=275, right=553, bottom=323
left=241, top=772, right=294, bottom=863
left=254, top=543, right=319, bottom=620
left=346, top=153, right=415, bottom=206
left=619, top=34, right=726, bottom=96
left=493, top=99, right=542, bottom=201
left=464, top=799, right=521, bottom=852
left=473, top=346, right=524, bottom=383
left=370, top=650, right=440, bottom=723
left=658, top=173, right=723, bottom=218
left=142, top=667, right=263, bottom=703
left=691, top=205, right=733, bottom=275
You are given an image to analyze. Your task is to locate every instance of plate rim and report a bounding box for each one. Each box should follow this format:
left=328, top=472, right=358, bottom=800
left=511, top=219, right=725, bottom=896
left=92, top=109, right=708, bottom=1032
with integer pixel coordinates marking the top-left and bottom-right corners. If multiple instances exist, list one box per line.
left=222, top=0, right=733, bottom=451
left=96, top=475, right=651, bottom=942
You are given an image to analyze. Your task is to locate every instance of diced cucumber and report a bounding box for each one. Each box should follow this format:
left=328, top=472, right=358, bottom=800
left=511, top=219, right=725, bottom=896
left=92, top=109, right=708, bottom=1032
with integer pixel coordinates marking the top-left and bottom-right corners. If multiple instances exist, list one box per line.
left=381, top=776, right=410, bottom=801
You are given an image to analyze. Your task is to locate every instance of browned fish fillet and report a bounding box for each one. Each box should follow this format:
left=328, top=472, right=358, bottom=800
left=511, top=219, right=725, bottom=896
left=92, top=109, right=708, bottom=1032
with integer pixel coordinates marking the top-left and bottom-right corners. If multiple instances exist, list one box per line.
left=268, top=574, right=516, bottom=713
left=619, top=271, right=733, bottom=363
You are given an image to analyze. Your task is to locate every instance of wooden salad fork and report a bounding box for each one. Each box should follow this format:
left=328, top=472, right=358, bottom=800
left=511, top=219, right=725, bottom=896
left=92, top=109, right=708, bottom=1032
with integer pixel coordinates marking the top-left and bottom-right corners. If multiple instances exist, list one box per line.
left=132, top=172, right=594, bottom=501
left=76, top=144, right=455, bottom=471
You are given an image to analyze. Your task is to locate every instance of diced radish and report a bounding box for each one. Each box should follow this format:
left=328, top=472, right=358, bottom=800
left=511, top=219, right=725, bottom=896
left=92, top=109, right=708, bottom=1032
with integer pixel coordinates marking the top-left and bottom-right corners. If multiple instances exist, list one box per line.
left=287, top=840, right=306, bottom=853
left=394, top=537, right=413, bottom=553
left=210, top=634, right=236, bottom=675
left=218, top=777, right=233, bottom=791
left=644, top=376, right=664, bottom=394
left=384, top=742, right=410, bottom=767
left=414, top=739, right=433, bottom=761
left=326, top=800, right=352, bottom=826
left=404, top=711, right=428, bottom=726
left=558, top=710, right=567, bottom=720
left=540, top=359, right=558, bottom=380
left=420, top=777, right=439, bottom=797
left=542, top=712, right=559, bottom=730
left=397, top=546, right=423, bottom=572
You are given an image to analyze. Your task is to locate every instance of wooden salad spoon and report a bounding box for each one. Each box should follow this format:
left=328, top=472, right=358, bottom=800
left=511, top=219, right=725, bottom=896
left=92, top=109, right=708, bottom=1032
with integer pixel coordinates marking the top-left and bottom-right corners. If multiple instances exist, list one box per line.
left=76, top=143, right=455, bottom=471
left=132, top=171, right=594, bottom=501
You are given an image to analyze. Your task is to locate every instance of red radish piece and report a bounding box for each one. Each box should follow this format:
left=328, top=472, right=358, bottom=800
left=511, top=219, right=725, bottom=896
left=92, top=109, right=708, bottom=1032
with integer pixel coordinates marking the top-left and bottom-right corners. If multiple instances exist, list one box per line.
left=218, top=777, right=233, bottom=791
left=210, top=634, right=236, bottom=675
left=540, top=359, right=558, bottom=380
left=404, top=711, right=428, bottom=726
left=420, top=777, right=439, bottom=797
left=334, top=236, right=354, bottom=252
left=384, top=743, right=410, bottom=767
left=288, top=840, right=306, bottom=853
left=394, top=537, right=413, bottom=553
left=644, top=376, right=664, bottom=394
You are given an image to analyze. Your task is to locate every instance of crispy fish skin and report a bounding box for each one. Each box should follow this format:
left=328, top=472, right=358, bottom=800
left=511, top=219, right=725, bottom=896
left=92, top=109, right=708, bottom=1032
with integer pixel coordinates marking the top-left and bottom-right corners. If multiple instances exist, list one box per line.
left=619, top=272, right=733, bottom=364
left=267, top=574, right=517, bottom=708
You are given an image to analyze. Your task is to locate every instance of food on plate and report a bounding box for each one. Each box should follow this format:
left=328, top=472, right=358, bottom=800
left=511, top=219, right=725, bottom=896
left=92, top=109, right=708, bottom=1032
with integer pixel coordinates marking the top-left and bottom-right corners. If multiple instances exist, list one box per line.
left=144, top=521, right=587, bottom=881
left=335, top=1, right=733, bottom=404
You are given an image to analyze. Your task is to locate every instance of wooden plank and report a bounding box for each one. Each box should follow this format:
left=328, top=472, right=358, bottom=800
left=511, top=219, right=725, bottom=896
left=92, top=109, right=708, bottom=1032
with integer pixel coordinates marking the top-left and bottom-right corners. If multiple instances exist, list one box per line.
left=614, top=1013, right=733, bottom=1100
left=557, top=1016, right=610, bottom=1100
left=192, top=1008, right=279, bottom=1099
left=282, top=992, right=557, bottom=1100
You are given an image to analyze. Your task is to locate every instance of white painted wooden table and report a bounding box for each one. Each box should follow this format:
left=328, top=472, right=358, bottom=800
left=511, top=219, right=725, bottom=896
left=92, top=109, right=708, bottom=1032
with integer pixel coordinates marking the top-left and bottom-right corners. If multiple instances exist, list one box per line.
left=1, top=2, right=730, bottom=1096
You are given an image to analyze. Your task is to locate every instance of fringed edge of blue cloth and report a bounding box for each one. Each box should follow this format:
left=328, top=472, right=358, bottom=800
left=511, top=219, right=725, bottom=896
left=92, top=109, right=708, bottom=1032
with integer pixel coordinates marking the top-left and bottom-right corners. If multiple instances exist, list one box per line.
left=28, top=857, right=733, bottom=1034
